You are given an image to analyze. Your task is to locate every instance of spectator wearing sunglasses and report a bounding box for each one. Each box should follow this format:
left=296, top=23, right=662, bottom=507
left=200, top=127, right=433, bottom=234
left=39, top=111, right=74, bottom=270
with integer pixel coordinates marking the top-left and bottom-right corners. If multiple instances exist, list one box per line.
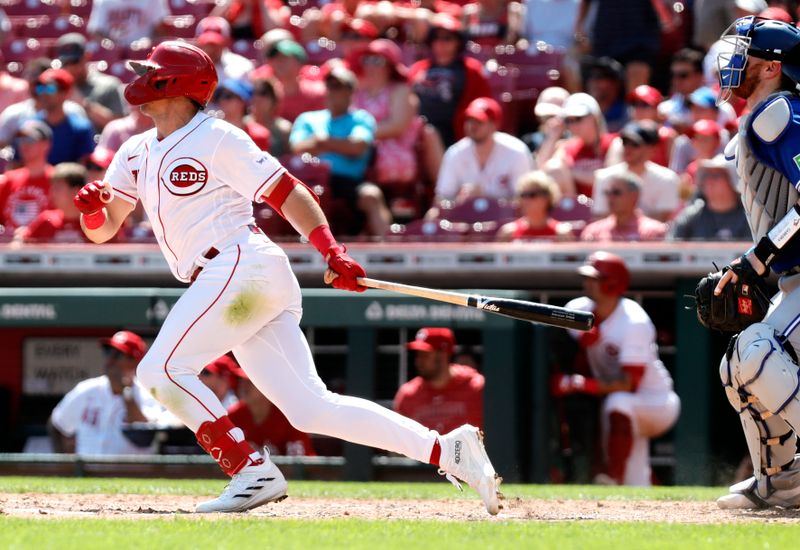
left=580, top=171, right=667, bottom=242
left=0, top=58, right=88, bottom=149
left=248, top=75, right=292, bottom=158
left=592, top=121, right=680, bottom=222
left=409, top=14, right=492, bottom=147
left=32, top=68, right=96, bottom=165
left=657, top=48, right=707, bottom=134
left=47, top=330, right=164, bottom=455
left=55, top=33, right=126, bottom=132
left=213, top=79, right=270, bottom=151
left=496, top=170, right=574, bottom=242
left=0, top=119, right=53, bottom=234
left=352, top=39, right=427, bottom=186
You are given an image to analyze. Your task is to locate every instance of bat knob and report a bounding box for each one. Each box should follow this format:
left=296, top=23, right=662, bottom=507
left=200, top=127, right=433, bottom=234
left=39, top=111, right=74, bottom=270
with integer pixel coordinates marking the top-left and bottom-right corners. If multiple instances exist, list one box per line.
left=324, top=269, right=338, bottom=285
left=100, top=188, right=114, bottom=203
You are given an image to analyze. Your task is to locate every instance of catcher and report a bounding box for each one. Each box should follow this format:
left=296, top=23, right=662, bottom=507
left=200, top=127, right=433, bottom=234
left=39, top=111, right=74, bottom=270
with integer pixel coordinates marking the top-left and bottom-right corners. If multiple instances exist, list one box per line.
left=697, top=16, right=800, bottom=509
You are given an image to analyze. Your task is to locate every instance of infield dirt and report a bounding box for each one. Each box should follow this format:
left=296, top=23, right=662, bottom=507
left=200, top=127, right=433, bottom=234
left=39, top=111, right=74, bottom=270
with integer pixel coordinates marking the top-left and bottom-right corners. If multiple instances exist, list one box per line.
left=2, top=493, right=800, bottom=522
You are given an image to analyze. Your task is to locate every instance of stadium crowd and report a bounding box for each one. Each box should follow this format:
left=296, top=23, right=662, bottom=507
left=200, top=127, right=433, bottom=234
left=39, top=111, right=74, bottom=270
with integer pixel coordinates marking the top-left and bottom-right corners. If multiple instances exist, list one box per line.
left=0, top=0, right=782, bottom=244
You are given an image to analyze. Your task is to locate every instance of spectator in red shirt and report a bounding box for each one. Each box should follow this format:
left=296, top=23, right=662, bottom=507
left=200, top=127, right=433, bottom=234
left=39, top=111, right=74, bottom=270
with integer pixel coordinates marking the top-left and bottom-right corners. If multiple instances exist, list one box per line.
left=16, top=162, right=93, bottom=244
left=0, top=119, right=54, bottom=233
left=228, top=367, right=316, bottom=456
left=409, top=14, right=492, bottom=147
left=263, top=40, right=326, bottom=123
left=544, top=93, right=613, bottom=199
left=213, top=79, right=271, bottom=151
left=211, top=0, right=290, bottom=40
left=496, top=170, right=573, bottom=242
left=394, top=327, right=484, bottom=434
left=580, top=171, right=667, bottom=242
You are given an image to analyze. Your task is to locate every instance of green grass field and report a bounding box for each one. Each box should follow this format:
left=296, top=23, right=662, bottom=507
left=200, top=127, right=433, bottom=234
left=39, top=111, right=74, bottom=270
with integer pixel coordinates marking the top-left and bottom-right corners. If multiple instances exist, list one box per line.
left=1, top=477, right=798, bottom=549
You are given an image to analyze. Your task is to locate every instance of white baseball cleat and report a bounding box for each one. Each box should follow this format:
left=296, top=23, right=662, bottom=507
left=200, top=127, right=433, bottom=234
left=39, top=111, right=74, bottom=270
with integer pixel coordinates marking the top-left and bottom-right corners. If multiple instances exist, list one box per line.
left=717, top=493, right=761, bottom=510
left=438, top=424, right=503, bottom=515
left=196, top=454, right=288, bottom=513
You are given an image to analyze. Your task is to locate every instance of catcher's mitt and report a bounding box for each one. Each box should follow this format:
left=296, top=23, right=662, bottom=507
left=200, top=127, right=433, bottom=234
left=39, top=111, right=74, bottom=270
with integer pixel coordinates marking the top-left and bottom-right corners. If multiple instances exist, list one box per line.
left=695, top=261, right=771, bottom=332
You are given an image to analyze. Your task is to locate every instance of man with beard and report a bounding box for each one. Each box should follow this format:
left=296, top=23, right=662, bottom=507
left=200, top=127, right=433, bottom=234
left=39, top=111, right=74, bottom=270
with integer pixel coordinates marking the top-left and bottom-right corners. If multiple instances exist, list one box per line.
left=394, top=328, right=484, bottom=434
left=703, top=16, right=800, bottom=509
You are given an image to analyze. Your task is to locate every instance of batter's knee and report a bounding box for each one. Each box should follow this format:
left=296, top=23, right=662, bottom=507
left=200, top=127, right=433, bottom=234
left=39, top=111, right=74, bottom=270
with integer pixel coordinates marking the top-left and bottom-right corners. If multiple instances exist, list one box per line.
left=136, top=357, right=164, bottom=391
left=279, top=388, right=341, bottom=433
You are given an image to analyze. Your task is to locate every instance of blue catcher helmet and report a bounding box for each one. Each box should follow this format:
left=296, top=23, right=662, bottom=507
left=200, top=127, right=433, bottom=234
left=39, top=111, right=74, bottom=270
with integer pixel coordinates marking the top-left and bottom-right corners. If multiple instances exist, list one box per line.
left=718, top=16, right=800, bottom=104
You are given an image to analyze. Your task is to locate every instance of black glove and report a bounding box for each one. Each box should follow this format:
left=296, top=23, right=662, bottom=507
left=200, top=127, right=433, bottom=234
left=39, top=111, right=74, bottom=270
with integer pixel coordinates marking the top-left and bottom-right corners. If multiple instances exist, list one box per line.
left=695, top=259, right=771, bottom=332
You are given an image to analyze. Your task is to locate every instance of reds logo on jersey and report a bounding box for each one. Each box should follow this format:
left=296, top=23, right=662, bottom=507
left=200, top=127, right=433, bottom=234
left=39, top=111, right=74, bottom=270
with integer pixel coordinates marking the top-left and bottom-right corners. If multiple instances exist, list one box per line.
left=163, top=157, right=209, bottom=196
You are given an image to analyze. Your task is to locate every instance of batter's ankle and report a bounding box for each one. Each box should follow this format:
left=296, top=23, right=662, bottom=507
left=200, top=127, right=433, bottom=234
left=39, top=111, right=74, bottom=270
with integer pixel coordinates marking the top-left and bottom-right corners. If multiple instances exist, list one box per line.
left=196, top=415, right=259, bottom=476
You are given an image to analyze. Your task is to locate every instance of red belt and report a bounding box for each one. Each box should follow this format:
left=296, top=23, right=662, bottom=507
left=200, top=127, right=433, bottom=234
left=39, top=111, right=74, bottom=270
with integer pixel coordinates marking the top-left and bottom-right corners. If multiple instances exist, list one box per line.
left=189, top=224, right=264, bottom=283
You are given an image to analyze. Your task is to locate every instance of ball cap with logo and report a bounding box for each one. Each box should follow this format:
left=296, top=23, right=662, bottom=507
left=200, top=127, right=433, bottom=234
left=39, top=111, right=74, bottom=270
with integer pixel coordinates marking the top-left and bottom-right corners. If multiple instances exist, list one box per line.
left=464, top=97, right=502, bottom=125
left=406, top=327, right=456, bottom=355
left=100, top=330, right=147, bottom=361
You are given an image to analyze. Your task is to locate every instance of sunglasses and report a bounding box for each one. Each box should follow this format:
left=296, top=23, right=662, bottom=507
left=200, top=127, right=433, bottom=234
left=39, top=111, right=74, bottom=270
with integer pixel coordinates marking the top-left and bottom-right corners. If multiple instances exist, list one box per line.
left=563, top=115, right=587, bottom=124
left=621, top=138, right=642, bottom=148
left=604, top=188, right=627, bottom=197
left=34, top=83, right=59, bottom=96
left=102, top=347, right=126, bottom=360
left=671, top=71, right=692, bottom=80
left=253, top=88, right=273, bottom=97
left=519, top=190, right=547, bottom=199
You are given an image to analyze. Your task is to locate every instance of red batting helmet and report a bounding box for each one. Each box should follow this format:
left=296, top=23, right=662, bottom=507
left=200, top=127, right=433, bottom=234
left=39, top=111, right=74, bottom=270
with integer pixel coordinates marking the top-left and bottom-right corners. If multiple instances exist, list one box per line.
left=577, top=251, right=630, bottom=296
left=100, top=330, right=147, bottom=361
left=124, top=41, right=218, bottom=108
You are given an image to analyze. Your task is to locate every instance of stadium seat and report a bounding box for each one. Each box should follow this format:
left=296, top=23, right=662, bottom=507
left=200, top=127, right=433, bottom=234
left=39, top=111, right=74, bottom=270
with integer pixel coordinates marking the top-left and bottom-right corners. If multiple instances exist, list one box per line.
left=2, top=0, right=61, bottom=16
left=550, top=195, right=593, bottom=236
left=439, top=196, right=516, bottom=225
left=385, top=218, right=467, bottom=242
left=162, top=14, right=198, bottom=39
left=305, top=39, right=342, bottom=66
left=1, top=37, right=48, bottom=64
left=170, top=0, right=215, bottom=19
left=230, top=39, right=259, bottom=61
left=85, top=39, right=124, bottom=65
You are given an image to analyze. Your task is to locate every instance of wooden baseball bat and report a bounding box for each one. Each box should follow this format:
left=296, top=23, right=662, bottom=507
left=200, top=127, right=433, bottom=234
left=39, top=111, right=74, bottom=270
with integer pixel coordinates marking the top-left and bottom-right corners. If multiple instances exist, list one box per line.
left=356, top=277, right=594, bottom=331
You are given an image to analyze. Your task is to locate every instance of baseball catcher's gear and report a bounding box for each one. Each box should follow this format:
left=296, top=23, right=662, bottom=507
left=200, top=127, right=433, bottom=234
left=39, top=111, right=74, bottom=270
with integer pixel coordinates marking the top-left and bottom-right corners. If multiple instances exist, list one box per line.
left=718, top=16, right=800, bottom=105
left=124, top=41, right=218, bottom=108
left=694, top=261, right=770, bottom=332
left=577, top=251, right=630, bottom=296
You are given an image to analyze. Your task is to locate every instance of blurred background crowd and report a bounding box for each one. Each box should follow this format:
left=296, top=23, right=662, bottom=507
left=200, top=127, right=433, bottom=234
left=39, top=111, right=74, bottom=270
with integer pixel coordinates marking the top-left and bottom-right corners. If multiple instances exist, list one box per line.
left=0, top=0, right=784, bottom=244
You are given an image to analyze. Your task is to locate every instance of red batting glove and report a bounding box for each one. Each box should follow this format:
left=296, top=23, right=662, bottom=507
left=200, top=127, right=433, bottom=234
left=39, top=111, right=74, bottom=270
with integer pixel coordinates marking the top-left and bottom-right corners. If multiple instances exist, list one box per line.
left=326, top=245, right=367, bottom=292
left=74, top=181, right=109, bottom=215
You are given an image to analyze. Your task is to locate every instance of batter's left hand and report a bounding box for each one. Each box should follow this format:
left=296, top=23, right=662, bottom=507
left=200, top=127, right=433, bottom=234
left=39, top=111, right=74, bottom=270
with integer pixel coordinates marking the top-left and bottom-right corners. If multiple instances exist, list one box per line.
left=324, top=245, right=367, bottom=292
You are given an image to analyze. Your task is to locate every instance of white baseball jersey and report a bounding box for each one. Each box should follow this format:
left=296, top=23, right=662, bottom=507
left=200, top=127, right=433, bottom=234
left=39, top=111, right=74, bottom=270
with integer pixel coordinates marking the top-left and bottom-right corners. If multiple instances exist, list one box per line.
left=50, top=376, right=164, bottom=455
left=105, top=112, right=286, bottom=282
left=565, top=296, right=674, bottom=394
left=436, top=132, right=534, bottom=200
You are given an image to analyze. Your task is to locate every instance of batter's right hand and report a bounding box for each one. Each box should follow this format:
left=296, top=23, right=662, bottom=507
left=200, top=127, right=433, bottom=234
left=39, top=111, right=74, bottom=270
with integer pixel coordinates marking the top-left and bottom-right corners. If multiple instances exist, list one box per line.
left=325, top=245, right=367, bottom=292
left=74, top=181, right=111, bottom=215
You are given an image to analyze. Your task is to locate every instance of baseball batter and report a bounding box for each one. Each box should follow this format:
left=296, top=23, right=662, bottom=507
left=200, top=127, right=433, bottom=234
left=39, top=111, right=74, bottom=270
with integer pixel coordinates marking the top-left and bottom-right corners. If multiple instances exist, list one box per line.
left=72, top=41, right=501, bottom=514
left=558, top=252, right=680, bottom=486
left=701, top=16, right=800, bottom=509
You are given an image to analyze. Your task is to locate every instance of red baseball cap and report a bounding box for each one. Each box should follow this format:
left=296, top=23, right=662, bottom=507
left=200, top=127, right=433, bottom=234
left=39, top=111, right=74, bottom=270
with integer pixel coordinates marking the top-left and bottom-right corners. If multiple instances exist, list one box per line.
left=101, top=330, right=146, bottom=361
left=465, top=97, right=502, bottom=125
left=196, top=16, right=231, bottom=46
left=691, top=118, right=721, bottom=138
left=626, top=85, right=663, bottom=107
left=406, top=327, right=455, bottom=355
left=203, top=355, right=238, bottom=376
left=38, top=68, right=74, bottom=92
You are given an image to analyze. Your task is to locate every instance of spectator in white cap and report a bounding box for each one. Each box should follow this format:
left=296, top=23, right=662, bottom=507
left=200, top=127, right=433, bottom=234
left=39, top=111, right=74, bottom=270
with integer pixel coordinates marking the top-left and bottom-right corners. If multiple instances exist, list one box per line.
left=668, top=155, right=750, bottom=241
left=195, top=16, right=255, bottom=83
left=543, top=92, right=612, bottom=199
left=522, top=86, right=570, bottom=168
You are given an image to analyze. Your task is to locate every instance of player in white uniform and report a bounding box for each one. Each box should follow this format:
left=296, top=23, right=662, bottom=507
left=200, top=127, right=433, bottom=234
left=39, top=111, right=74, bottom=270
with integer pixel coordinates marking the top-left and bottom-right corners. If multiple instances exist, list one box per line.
left=556, top=252, right=680, bottom=485
left=72, top=41, right=501, bottom=514
left=48, top=331, right=164, bottom=455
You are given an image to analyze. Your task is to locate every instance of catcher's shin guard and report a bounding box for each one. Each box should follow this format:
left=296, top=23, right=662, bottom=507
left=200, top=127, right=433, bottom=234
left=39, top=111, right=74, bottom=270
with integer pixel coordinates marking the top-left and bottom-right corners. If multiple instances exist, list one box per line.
left=721, top=324, right=800, bottom=500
